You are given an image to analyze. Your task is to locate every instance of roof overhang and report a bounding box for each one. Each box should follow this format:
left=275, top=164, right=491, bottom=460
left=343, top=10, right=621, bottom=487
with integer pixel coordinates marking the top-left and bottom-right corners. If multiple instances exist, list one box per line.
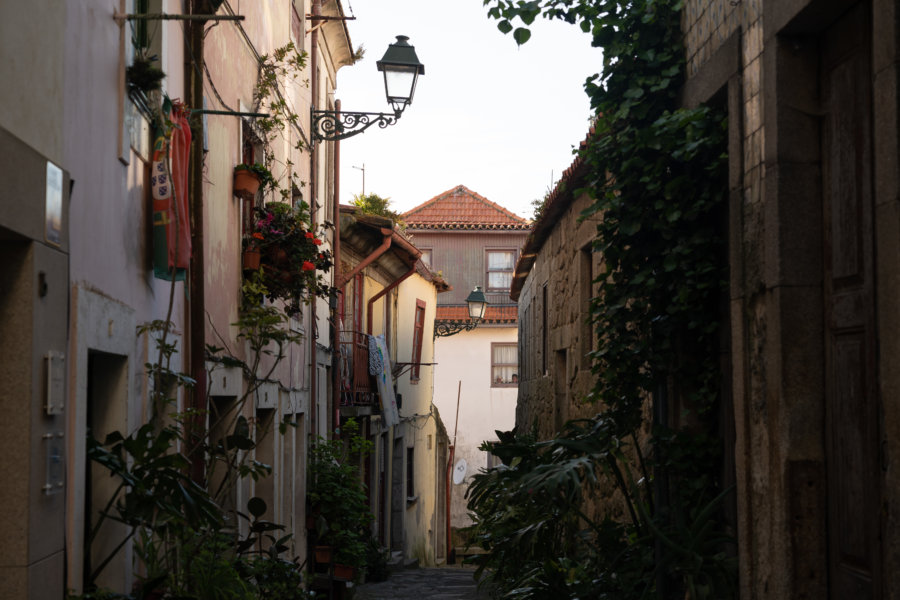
left=339, top=206, right=422, bottom=281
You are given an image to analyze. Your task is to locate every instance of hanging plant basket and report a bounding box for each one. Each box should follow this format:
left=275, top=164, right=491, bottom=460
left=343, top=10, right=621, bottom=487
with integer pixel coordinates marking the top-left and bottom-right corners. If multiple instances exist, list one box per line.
left=234, top=169, right=262, bottom=200
left=242, top=247, right=261, bottom=270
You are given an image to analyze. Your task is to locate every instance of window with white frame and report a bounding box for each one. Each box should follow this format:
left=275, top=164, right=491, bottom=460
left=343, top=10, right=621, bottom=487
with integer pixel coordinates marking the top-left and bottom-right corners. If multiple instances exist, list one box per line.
left=486, top=249, right=516, bottom=292
left=491, top=343, right=518, bottom=387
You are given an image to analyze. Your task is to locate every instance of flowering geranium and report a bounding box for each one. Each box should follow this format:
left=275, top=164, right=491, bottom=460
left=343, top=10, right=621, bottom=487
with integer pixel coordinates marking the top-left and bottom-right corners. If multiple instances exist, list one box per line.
left=243, top=200, right=333, bottom=314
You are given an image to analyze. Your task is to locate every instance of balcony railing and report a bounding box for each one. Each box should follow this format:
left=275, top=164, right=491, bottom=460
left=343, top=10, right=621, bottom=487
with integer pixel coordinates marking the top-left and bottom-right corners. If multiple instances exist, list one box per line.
left=338, top=330, right=378, bottom=407
left=484, top=292, right=515, bottom=306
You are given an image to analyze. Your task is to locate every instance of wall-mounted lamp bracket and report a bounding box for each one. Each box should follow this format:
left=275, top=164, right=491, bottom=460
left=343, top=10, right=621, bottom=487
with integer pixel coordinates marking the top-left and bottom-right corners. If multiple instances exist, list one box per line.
left=434, top=320, right=481, bottom=339
left=311, top=108, right=402, bottom=143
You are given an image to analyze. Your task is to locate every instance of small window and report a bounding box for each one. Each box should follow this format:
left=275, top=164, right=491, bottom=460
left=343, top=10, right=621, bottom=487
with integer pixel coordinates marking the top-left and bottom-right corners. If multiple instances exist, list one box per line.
left=411, top=299, right=426, bottom=381
left=491, top=343, right=518, bottom=387
left=420, top=249, right=432, bottom=269
left=486, top=250, right=516, bottom=291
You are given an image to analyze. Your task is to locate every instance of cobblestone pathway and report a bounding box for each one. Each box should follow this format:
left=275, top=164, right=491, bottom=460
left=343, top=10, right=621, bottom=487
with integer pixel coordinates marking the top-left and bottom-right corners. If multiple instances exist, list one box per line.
left=352, top=566, right=490, bottom=599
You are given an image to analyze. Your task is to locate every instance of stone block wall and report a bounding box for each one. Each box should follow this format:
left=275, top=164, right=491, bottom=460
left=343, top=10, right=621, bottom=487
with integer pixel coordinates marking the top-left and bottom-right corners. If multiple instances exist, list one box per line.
left=681, top=1, right=900, bottom=597
left=516, top=189, right=601, bottom=441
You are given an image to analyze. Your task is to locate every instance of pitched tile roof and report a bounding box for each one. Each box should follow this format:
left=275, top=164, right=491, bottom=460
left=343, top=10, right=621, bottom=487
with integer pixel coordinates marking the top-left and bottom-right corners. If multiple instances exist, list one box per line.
left=402, top=185, right=531, bottom=230
left=436, top=305, right=518, bottom=323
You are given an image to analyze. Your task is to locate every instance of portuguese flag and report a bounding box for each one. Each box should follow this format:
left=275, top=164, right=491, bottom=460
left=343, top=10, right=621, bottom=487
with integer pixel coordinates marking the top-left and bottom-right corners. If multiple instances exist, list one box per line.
left=152, top=102, right=192, bottom=280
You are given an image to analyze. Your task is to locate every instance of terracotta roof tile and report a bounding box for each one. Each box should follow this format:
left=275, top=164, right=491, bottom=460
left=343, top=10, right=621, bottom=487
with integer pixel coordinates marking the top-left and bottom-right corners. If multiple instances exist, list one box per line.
left=436, top=305, right=518, bottom=323
left=403, top=185, right=531, bottom=231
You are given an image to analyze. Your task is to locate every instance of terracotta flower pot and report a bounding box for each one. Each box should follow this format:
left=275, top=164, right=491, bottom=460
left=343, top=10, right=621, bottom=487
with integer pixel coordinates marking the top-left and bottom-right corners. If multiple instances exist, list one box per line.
left=314, top=545, right=333, bottom=564
left=333, top=563, right=356, bottom=580
left=234, top=169, right=262, bottom=200
left=243, top=247, right=261, bottom=270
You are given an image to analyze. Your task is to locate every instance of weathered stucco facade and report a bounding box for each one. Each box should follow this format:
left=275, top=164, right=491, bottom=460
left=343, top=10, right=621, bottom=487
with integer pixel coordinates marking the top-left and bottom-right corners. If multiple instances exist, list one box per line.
left=338, top=207, right=451, bottom=566
left=0, top=1, right=355, bottom=597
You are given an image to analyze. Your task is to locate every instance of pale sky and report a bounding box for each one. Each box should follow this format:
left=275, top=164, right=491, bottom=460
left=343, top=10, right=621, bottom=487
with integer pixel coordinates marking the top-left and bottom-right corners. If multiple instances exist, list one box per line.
left=334, top=0, right=603, bottom=220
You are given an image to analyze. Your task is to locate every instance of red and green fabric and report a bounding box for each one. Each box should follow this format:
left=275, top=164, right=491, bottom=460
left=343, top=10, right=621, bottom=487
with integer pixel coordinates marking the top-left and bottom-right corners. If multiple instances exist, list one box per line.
left=152, top=103, right=192, bottom=280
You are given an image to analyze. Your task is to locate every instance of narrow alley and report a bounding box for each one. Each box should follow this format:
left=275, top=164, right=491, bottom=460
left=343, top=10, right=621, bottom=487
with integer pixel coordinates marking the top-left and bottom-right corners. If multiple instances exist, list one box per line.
left=353, top=567, right=490, bottom=600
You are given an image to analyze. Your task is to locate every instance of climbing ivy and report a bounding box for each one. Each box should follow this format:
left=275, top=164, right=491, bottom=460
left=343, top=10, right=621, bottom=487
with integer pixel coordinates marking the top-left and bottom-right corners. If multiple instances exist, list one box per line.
left=468, top=1, right=732, bottom=598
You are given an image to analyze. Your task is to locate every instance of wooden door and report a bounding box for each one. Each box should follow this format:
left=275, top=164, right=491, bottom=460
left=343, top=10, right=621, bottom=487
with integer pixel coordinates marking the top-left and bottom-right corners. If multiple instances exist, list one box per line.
left=822, top=4, right=881, bottom=599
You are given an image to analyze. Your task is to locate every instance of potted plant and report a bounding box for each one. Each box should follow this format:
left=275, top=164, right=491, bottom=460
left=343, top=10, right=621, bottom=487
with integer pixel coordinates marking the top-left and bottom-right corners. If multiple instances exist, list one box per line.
left=234, top=162, right=274, bottom=200
left=307, top=420, right=373, bottom=579
left=242, top=237, right=262, bottom=270
left=244, top=201, right=333, bottom=315
left=126, top=52, right=166, bottom=95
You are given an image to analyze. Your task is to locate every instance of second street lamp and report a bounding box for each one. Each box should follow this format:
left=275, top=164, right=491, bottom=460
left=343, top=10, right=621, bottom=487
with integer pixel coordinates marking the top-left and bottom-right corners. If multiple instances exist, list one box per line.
left=311, top=35, right=425, bottom=142
left=435, top=286, right=489, bottom=338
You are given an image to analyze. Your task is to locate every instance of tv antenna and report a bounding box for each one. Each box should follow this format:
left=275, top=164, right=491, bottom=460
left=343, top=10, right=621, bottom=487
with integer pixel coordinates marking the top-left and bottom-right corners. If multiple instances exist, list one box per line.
left=352, top=163, right=365, bottom=196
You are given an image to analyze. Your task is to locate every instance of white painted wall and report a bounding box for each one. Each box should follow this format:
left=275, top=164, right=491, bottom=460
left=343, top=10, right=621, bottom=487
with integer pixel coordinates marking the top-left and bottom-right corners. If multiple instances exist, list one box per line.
left=433, top=326, right=517, bottom=527
left=396, top=272, right=444, bottom=564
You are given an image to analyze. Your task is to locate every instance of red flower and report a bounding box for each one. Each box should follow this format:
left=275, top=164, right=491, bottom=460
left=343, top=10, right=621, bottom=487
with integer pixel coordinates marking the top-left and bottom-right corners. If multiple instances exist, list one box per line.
left=301, top=261, right=316, bottom=271
left=313, top=238, right=323, bottom=246
left=305, top=231, right=315, bottom=239
left=251, top=232, right=265, bottom=240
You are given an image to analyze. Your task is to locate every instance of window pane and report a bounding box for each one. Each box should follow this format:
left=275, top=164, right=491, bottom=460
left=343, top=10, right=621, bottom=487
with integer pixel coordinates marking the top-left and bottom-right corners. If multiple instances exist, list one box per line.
left=493, top=344, right=516, bottom=363
left=492, top=344, right=518, bottom=385
left=421, top=249, right=432, bottom=268
left=488, top=251, right=515, bottom=270
left=492, top=366, right=517, bottom=384
left=489, top=271, right=512, bottom=290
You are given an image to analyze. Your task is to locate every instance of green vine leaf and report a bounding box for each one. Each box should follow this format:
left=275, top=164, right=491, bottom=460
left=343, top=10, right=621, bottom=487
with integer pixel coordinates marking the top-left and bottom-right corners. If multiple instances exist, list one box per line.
left=513, top=27, right=532, bottom=45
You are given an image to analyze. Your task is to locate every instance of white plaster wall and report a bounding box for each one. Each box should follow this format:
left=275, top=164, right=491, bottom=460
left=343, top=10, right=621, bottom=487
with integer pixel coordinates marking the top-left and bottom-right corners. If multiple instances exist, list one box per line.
left=396, top=274, right=438, bottom=416
left=396, top=273, right=443, bottom=563
left=433, top=326, right=518, bottom=527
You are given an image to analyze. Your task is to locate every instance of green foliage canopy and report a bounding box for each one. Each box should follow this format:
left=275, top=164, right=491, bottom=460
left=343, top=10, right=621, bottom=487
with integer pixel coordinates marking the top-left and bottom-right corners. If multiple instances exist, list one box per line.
left=351, top=193, right=405, bottom=225
left=467, top=1, right=734, bottom=598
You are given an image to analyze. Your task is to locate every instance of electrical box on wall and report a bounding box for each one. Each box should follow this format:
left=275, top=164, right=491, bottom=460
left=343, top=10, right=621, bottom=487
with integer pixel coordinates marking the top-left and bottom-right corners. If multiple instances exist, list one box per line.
left=45, top=351, right=65, bottom=415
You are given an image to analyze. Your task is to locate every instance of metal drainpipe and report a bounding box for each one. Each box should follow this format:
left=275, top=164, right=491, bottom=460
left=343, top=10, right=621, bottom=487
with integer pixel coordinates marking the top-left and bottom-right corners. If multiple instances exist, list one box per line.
left=366, top=264, right=418, bottom=336
left=309, top=0, right=320, bottom=437
left=332, top=99, right=342, bottom=434
left=187, top=0, right=207, bottom=485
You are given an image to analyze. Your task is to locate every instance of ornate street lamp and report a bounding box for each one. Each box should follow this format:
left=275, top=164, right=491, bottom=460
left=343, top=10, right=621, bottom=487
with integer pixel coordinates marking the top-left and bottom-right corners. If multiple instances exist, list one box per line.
left=435, top=287, right=489, bottom=338
left=311, top=35, right=425, bottom=142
